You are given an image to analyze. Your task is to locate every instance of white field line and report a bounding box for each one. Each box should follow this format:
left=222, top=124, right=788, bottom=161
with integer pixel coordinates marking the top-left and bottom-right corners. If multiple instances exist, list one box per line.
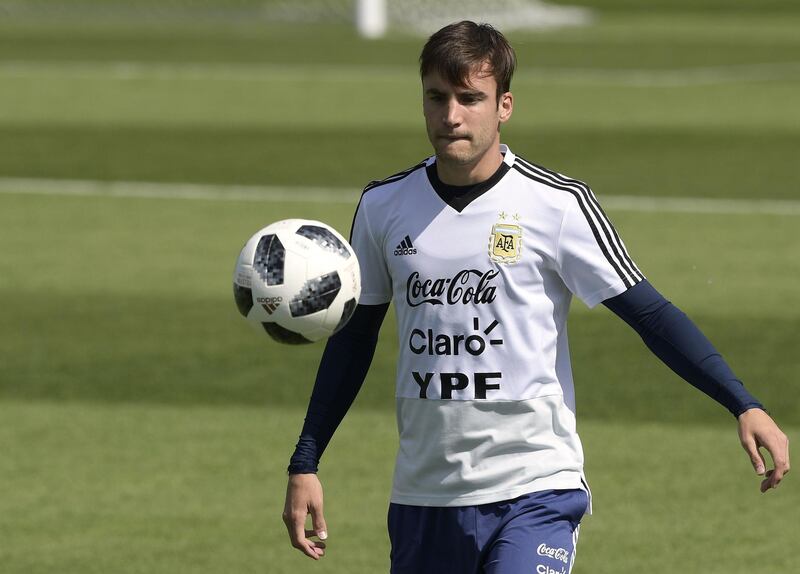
left=600, top=195, right=800, bottom=216
left=0, top=178, right=360, bottom=204
left=1, top=61, right=800, bottom=86
left=2, top=177, right=799, bottom=216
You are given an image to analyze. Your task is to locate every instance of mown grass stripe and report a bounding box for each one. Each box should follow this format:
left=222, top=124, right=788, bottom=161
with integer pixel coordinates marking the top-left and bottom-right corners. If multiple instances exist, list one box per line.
left=2, top=177, right=800, bottom=215
left=0, top=177, right=360, bottom=204
left=1, top=60, right=799, bottom=86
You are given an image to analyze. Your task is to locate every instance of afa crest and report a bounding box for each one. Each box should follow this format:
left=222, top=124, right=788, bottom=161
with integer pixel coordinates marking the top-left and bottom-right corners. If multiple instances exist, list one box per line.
left=488, top=220, right=522, bottom=264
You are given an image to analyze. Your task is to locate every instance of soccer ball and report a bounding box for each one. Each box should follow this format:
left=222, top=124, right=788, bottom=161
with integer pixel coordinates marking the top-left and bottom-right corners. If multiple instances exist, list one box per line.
left=233, top=219, right=361, bottom=344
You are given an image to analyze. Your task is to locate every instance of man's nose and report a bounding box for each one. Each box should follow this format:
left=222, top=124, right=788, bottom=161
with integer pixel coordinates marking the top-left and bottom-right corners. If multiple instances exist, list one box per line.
left=444, top=99, right=462, bottom=127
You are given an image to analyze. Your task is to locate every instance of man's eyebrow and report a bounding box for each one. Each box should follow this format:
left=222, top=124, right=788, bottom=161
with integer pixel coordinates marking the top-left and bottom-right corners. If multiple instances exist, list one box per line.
left=459, top=89, right=487, bottom=99
left=425, top=87, right=487, bottom=98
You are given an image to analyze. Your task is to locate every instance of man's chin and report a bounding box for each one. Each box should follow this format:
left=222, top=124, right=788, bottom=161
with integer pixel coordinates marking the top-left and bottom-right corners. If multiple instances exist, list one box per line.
left=435, top=144, right=474, bottom=165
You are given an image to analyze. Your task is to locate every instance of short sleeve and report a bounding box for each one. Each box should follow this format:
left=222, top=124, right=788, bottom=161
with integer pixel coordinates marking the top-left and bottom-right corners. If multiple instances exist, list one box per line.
left=349, top=194, right=393, bottom=305
left=556, top=193, right=644, bottom=308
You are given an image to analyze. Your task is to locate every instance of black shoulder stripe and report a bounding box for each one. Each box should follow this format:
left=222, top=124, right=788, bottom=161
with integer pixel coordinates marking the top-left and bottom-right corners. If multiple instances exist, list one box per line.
left=588, top=194, right=642, bottom=278
left=350, top=160, right=427, bottom=242
left=515, top=157, right=642, bottom=282
left=513, top=161, right=640, bottom=288
left=517, top=157, right=643, bottom=281
left=515, top=157, right=643, bottom=284
left=362, top=160, right=427, bottom=193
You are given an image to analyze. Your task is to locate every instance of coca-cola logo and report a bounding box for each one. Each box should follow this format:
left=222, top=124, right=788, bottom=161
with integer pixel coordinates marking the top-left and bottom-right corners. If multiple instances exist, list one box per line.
left=536, top=543, right=569, bottom=564
left=406, top=269, right=498, bottom=307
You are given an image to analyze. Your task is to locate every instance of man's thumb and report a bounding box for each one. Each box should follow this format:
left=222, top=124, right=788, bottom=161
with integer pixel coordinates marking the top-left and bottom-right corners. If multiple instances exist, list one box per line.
left=311, top=507, right=328, bottom=540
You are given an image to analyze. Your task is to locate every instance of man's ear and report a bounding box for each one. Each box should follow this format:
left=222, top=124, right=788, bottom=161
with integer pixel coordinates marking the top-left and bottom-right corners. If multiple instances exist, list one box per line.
left=498, top=92, right=513, bottom=124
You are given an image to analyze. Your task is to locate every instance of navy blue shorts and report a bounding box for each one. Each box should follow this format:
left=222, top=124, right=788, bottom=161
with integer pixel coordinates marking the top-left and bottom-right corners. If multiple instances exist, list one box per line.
left=388, top=489, right=589, bottom=574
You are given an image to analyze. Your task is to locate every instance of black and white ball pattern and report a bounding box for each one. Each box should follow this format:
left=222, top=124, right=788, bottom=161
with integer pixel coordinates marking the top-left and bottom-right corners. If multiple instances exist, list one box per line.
left=253, top=234, right=286, bottom=286
left=233, top=219, right=361, bottom=345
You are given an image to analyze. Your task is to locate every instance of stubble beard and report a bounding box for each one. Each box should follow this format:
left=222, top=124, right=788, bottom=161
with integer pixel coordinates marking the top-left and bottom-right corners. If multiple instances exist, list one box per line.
left=433, top=137, right=480, bottom=167
left=430, top=121, right=501, bottom=170
left=437, top=148, right=474, bottom=167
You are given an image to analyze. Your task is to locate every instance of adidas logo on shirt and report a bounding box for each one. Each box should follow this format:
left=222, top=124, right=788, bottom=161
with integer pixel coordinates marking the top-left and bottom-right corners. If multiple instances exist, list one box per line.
left=394, top=235, right=417, bottom=256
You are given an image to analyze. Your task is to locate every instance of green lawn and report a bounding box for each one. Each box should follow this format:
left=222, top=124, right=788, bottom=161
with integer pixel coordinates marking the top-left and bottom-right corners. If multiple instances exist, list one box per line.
left=1, top=192, right=797, bottom=421
left=0, top=402, right=796, bottom=574
left=0, top=2, right=798, bottom=572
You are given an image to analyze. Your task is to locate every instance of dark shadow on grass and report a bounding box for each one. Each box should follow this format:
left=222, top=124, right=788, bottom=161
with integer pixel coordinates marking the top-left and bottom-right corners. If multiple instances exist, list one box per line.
left=1, top=124, right=799, bottom=199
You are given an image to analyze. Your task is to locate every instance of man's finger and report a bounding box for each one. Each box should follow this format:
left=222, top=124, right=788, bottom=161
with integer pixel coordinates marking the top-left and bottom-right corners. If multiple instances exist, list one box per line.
left=761, top=469, right=778, bottom=493
left=757, top=432, right=790, bottom=492
left=762, top=456, right=790, bottom=491
left=308, top=538, right=327, bottom=557
left=286, top=513, right=321, bottom=560
left=741, top=437, right=766, bottom=475
left=310, top=503, right=328, bottom=541
left=305, top=528, right=329, bottom=543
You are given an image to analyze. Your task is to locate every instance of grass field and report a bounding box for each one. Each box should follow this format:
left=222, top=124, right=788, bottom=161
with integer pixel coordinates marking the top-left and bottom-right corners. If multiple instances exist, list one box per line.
left=0, top=402, right=796, bottom=574
left=0, top=1, right=798, bottom=572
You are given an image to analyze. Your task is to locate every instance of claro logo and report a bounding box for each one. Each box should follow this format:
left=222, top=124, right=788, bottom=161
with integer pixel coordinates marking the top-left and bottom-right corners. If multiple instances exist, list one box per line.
left=405, top=269, right=498, bottom=307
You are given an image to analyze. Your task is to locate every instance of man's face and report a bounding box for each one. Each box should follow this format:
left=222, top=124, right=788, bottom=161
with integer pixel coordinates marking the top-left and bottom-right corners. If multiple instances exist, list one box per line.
left=422, top=64, right=512, bottom=168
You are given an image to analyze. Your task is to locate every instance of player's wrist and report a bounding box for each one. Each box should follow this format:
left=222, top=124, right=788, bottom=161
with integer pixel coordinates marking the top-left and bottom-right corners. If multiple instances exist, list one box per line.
left=735, top=405, right=768, bottom=419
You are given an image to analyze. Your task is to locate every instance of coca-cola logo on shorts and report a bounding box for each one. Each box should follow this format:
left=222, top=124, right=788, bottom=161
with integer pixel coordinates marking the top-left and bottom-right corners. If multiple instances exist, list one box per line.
left=536, top=543, right=570, bottom=564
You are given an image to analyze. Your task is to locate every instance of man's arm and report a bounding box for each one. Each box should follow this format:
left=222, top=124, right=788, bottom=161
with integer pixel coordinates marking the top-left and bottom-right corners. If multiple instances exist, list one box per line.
left=282, top=302, right=389, bottom=559
left=603, top=280, right=790, bottom=492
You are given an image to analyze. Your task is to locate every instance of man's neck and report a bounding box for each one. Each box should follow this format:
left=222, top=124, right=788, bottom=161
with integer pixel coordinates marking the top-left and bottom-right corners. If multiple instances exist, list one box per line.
left=435, top=148, right=504, bottom=186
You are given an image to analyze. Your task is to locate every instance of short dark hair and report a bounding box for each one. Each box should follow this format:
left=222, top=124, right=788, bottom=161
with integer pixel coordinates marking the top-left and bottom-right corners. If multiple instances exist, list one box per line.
left=419, top=21, right=516, bottom=101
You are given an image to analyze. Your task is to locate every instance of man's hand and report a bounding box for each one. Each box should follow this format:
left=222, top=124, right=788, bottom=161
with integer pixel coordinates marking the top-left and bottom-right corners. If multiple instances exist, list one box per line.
left=283, top=473, right=328, bottom=560
left=738, top=408, right=790, bottom=492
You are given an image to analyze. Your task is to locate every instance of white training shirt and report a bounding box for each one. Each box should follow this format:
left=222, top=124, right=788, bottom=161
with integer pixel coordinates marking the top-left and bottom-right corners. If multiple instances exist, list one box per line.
left=350, top=145, right=643, bottom=507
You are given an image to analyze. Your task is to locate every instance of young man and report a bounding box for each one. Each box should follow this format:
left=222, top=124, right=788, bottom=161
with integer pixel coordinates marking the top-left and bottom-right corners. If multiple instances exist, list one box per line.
left=283, top=21, right=790, bottom=573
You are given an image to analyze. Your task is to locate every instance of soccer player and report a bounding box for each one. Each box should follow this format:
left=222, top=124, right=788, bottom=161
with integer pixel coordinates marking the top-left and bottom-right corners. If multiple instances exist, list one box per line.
left=283, top=21, right=790, bottom=573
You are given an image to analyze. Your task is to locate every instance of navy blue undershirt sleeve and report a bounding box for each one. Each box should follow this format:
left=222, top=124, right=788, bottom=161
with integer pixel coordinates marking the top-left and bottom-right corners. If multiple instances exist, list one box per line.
left=602, top=280, right=764, bottom=417
left=287, top=302, right=390, bottom=474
